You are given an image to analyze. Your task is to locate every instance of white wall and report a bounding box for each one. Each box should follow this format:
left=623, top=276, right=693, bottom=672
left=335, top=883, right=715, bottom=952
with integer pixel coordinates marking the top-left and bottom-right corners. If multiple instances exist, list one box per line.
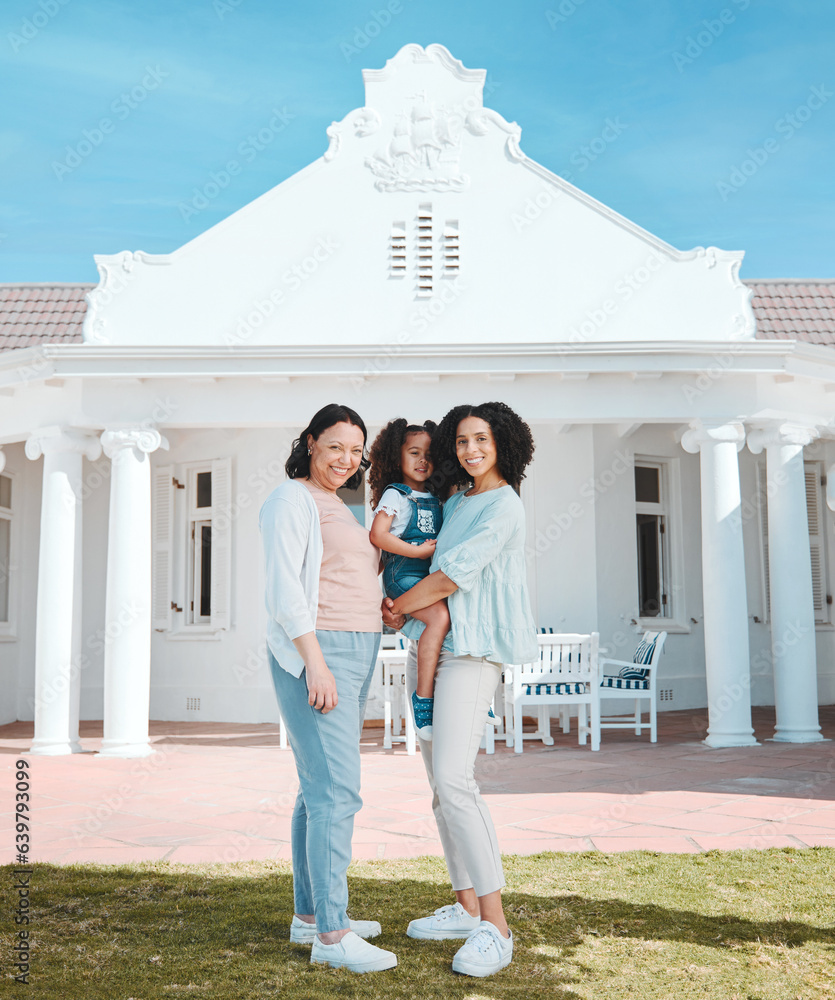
left=525, top=424, right=598, bottom=633
left=0, top=443, right=39, bottom=724
left=77, top=452, right=111, bottom=720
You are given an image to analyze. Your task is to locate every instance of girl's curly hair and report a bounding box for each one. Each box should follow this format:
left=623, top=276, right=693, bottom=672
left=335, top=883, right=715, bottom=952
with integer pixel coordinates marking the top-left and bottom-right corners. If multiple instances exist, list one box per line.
left=368, top=418, right=437, bottom=508
left=285, top=403, right=370, bottom=491
left=429, top=401, right=535, bottom=500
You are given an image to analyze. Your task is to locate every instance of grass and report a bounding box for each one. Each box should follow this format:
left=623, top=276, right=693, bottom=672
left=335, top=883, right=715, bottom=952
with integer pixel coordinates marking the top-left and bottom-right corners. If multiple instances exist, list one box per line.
left=3, top=849, right=835, bottom=999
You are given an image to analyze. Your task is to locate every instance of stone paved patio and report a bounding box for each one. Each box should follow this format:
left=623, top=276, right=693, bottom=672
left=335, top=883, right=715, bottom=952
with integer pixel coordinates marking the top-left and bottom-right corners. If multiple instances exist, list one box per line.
left=2, top=707, right=833, bottom=865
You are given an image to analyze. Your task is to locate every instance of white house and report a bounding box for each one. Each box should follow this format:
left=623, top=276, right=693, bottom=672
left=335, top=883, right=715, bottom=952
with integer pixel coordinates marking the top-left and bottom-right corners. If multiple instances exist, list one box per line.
left=1, top=44, right=833, bottom=757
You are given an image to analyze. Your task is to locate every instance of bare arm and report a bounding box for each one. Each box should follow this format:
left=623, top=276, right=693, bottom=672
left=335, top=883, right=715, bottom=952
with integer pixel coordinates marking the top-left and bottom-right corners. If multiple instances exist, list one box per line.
left=370, top=510, right=436, bottom=559
left=291, top=631, right=338, bottom=713
left=389, top=569, right=457, bottom=617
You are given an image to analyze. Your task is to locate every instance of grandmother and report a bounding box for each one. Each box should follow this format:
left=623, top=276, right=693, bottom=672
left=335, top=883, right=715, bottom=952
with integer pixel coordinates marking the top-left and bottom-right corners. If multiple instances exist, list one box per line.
left=260, top=403, right=396, bottom=974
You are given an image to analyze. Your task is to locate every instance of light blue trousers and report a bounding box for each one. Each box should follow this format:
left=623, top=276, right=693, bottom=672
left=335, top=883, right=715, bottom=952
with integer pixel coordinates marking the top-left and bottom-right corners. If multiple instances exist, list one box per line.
left=268, top=630, right=380, bottom=932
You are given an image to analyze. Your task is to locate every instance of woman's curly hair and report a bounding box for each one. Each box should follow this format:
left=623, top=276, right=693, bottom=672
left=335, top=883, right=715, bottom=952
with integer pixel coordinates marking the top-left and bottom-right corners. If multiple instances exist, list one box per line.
left=429, top=401, right=535, bottom=500
left=285, top=403, right=370, bottom=491
left=368, top=418, right=437, bottom=509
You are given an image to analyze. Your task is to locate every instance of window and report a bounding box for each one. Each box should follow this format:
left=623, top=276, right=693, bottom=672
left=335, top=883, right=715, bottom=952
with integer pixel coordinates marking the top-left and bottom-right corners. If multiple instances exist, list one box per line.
left=758, top=461, right=831, bottom=625
left=634, top=462, right=671, bottom=619
left=187, top=467, right=213, bottom=624
left=0, top=473, right=11, bottom=625
left=152, top=459, right=232, bottom=633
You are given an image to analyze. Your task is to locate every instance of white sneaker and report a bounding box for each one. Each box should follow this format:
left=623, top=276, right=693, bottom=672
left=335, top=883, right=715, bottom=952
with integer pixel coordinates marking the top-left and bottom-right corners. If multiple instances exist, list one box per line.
left=290, top=915, right=382, bottom=943
left=310, top=930, right=397, bottom=973
left=406, top=902, right=481, bottom=940
left=452, top=921, right=513, bottom=977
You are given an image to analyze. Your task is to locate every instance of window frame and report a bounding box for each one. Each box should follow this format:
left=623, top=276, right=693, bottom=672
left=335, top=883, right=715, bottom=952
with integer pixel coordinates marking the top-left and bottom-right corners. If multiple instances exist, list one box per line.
left=757, top=459, right=832, bottom=628
left=634, top=455, right=689, bottom=633
left=152, top=457, right=232, bottom=640
left=185, top=463, right=214, bottom=627
left=0, top=469, right=16, bottom=638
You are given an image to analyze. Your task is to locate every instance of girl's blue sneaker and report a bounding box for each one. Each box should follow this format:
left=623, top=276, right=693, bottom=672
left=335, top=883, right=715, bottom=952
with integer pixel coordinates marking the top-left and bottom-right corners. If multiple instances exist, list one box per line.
left=411, top=690, right=434, bottom=740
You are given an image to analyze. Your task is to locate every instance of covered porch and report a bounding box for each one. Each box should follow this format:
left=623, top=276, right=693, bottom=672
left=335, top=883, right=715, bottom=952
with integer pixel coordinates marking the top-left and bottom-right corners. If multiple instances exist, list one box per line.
left=1, top=333, right=834, bottom=757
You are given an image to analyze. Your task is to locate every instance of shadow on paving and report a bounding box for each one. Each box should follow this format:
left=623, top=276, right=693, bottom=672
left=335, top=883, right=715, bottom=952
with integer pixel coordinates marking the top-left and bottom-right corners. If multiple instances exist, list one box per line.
left=8, top=860, right=834, bottom=1000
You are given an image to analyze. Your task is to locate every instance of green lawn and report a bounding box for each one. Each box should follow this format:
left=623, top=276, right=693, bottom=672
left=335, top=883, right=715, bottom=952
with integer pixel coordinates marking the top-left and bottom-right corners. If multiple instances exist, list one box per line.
left=3, top=849, right=834, bottom=999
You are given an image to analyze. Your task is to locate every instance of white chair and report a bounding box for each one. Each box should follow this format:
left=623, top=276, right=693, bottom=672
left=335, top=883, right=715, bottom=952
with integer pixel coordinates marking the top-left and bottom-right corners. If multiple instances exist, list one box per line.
left=486, top=627, right=565, bottom=753
left=598, top=631, right=667, bottom=742
left=379, top=643, right=415, bottom=755
left=510, top=633, right=600, bottom=753
left=483, top=669, right=513, bottom=754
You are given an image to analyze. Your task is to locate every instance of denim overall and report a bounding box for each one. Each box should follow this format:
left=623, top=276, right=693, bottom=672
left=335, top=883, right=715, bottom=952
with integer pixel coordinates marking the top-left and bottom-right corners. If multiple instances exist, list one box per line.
left=381, top=483, right=443, bottom=599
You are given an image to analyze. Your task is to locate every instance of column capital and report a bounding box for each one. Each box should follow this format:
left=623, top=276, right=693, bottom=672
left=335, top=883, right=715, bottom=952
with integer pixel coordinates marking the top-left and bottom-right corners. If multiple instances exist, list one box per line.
left=680, top=419, right=745, bottom=454
left=101, top=427, right=164, bottom=459
left=747, top=422, right=820, bottom=454
left=25, top=426, right=102, bottom=462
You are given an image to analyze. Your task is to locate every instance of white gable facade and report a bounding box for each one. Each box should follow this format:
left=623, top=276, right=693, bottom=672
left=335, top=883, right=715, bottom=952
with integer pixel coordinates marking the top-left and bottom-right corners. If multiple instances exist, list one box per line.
left=1, top=45, right=834, bottom=756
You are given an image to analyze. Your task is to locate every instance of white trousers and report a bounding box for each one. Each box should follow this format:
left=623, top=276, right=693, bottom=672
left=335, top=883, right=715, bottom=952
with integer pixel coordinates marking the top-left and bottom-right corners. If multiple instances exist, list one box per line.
left=407, top=642, right=505, bottom=896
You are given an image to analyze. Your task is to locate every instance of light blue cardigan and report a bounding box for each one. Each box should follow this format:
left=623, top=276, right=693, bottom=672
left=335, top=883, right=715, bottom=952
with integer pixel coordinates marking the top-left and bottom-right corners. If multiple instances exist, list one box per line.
left=259, top=480, right=323, bottom=677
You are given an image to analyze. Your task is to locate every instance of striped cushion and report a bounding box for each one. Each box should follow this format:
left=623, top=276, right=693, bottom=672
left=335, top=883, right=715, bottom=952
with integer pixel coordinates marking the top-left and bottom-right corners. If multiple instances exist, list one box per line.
left=523, top=682, right=587, bottom=696
left=601, top=675, right=650, bottom=691
left=619, top=633, right=660, bottom=680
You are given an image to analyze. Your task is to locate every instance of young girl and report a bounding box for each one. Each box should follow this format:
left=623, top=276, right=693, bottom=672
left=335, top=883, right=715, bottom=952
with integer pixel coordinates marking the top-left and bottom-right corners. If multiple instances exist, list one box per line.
left=369, top=419, right=449, bottom=739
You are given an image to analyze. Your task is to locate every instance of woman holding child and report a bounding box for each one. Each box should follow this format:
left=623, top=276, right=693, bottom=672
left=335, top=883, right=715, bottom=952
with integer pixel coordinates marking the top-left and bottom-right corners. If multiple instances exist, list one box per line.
left=382, top=401, right=538, bottom=977
left=261, top=399, right=536, bottom=979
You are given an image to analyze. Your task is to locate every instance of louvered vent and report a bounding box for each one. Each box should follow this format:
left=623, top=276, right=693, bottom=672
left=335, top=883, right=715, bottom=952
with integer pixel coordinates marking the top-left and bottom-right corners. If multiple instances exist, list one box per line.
left=417, top=203, right=433, bottom=297
left=443, top=221, right=460, bottom=274
left=805, top=465, right=826, bottom=617
left=389, top=223, right=406, bottom=278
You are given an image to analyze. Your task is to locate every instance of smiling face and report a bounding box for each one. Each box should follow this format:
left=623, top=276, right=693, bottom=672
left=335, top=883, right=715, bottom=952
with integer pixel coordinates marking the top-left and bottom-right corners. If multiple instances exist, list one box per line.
left=455, top=416, right=502, bottom=487
left=307, top=421, right=365, bottom=492
left=399, top=431, right=433, bottom=491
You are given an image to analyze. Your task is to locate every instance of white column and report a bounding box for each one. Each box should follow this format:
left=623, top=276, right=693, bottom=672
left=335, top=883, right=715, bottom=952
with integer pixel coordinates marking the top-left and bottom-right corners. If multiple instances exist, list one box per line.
left=681, top=420, right=758, bottom=747
left=748, top=423, right=825, bottom=742
left=25, top=427, right=102, bottom=755
left=99, top=428, right=163, bottom=758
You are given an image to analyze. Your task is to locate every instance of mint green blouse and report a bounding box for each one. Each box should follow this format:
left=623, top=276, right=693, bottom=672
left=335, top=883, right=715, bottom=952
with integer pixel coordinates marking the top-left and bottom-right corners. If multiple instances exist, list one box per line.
left=401, top=485, right=538, bottom=665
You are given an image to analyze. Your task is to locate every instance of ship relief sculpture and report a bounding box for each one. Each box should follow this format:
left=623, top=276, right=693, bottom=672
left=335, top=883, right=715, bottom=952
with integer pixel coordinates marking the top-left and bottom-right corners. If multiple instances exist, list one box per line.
left=365, top=93, right=469, bottom=192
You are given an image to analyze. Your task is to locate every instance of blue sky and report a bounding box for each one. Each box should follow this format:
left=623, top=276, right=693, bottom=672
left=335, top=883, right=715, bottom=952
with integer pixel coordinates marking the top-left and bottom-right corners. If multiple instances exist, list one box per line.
left=2, top=0, right=833, bottom=281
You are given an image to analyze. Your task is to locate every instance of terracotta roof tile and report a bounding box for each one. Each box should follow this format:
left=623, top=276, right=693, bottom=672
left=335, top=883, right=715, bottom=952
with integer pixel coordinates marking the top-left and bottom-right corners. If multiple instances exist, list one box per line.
left=0, top=283, right=91, bottom=352
left=747, top=279, right=835, bottom=347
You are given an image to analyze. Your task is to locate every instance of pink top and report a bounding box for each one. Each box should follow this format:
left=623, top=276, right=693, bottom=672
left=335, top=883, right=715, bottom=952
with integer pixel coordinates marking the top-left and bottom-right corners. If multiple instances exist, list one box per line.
left=302, top=480, right=382, bottom=632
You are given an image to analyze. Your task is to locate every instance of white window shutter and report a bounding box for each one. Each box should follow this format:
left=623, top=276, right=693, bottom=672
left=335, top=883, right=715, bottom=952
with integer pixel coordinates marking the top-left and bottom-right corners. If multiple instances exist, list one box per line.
left=805, top=463, right=827, bottom=623
left=152, top=465, right=174, bottom=631
left=210, top=457, right=232, bottom=630
left=757, top=462, right=770, bottom=621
